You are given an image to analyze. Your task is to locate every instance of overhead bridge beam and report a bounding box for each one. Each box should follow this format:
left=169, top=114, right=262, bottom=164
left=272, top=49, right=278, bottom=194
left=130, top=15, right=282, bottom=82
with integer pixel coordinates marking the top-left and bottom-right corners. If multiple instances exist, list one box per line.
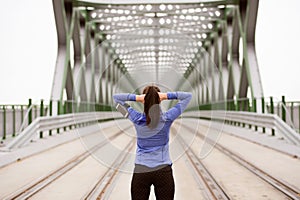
left=51, top=0, right=263, bottom=114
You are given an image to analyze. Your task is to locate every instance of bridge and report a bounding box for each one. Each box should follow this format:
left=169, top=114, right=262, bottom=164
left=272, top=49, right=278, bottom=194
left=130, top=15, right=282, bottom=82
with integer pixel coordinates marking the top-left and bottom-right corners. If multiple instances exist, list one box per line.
left=1, top=0, right=300, bottom=199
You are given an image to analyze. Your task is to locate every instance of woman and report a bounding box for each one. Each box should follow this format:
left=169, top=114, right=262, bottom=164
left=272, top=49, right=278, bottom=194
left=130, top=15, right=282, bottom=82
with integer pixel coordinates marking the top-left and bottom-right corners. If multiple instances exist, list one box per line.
left=113, top=86, right=192, bottom=200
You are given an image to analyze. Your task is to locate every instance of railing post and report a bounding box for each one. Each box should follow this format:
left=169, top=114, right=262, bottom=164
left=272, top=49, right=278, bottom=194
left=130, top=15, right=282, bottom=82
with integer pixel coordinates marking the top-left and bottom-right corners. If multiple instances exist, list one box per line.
left=21, top=105, right=24, bottom=124
left=34, top=105, right=37, bottom=119
left=39, top=99, right=44, bottom=138
left=277, top=101, right=280, bottom=117
left=291, top=102, right=294, bottom=125
left=241, top=99, right=246, bottom=127
left=298, top=104, right=300, bottom=133
left=235, top=98, right=239, bottom=111
left=49, top=100, right=52, bottom=136
left=261, top=97, right=266, bottom=133
left=247, top=99, right=251, bottom=112
left=68, top=101, right=73, bottom=129
left=67, top=101, right=72, bottom=114
left=63, top=101, right=67, bottom=115
left=270, top=97, right=275, bottom=136
left=253, top=98, right=257, bottom=113
left=236, top=98, right=240, bottom=126
left=253, top=98, right=258, bottom=131
left=57, top=100, right=60, bottom=134
left=282, top=96, right=286, bottom=122
left=87, top=101, right=90, bottom=112
left=12, top=105, right=16, bottom=137
left=247, top=99, right=252, bottom=129
left=63, top=101, right=67, bottom=131
left=2, top=106, right=6, bottom=140
left=57, top=100, right=61, bottom=115
left=28, top=98, right=32, bottom=125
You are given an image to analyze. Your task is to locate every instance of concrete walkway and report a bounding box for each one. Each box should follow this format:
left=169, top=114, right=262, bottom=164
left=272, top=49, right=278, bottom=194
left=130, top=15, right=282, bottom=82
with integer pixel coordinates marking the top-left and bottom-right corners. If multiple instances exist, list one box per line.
left=0, top=119, right=299, bottom=199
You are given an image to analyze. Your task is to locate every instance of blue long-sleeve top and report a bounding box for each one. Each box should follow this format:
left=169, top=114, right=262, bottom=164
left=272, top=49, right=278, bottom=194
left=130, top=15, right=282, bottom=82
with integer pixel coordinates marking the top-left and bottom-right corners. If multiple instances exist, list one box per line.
left=113, top=92, right=192, bottom=168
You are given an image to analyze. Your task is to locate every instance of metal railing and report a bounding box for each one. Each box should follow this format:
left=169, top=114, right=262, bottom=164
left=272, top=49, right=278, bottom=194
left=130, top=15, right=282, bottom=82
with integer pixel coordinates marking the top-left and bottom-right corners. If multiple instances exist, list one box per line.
left=0, top=99, right=113, bottom=141
left=2, top=111, right=122, bottom=150
left=182, top=110, right=300, bottom=146
left=2, top=95, right=299, bottom=149
left=192, top=96, right=300, bottom=133
left=0, top=100, right=48, bottom=140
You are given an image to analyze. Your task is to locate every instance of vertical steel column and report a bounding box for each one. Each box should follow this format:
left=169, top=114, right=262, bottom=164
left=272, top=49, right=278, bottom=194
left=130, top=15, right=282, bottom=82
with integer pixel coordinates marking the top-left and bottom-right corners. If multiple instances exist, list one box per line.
left=104, top=45, right=109, bottom=105
left=51, top=0, right=75, bottom=114
left=111, top=60, right=116, bottom=99
left=195, top=58, right=201, bottom=105
left=98, top=41, right=104, bottom=104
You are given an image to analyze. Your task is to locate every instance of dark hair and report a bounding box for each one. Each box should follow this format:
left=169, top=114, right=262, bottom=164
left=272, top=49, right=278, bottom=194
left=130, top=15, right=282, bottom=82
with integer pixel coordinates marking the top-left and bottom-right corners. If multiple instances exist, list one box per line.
left=143, top=86, right=161, bottom=128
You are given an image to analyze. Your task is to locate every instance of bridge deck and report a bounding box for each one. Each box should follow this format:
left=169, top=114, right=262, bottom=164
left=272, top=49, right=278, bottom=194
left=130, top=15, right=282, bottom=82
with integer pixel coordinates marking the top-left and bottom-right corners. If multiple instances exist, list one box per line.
left=0, top=119, right=300, bottom=199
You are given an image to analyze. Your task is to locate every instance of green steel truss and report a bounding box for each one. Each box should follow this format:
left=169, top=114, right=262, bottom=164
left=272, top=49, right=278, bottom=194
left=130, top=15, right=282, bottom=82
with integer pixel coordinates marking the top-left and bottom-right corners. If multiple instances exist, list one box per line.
left=51, top=0, right=263, bottom=113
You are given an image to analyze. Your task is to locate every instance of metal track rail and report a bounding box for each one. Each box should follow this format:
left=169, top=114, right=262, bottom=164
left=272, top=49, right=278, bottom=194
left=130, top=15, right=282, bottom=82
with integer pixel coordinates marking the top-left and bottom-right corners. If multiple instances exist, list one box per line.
left=4, top=125, right=132, bottom=200
left=83, top=139, right=135, bottom=200
left=179, top=123, right=300, bottom=200
left=171, top=127, right=230, bottom=200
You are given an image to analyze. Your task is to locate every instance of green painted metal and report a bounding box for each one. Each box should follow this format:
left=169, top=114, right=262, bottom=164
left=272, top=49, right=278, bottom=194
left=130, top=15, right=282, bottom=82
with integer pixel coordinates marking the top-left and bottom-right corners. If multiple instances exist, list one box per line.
left=282, top=96, right=286, bottom=122
left=40, top=100, right=44, bottom=138
left=291, top=102, right=294, bottom=124
left=34, top=105, right=38, bottom=119
left=270, top=97, right=275, bottom=136
left=261, top=97, right=266, bottom=133
left=57, top=100, right=61, bottom=133
left=51, top=0, right=261, bottom=111
left=28, top=98, right=32, bottom=125
left=2, top=106, right=6, bottom=140
left=270, top=97, right=274, bottom=114
left=49, top=100, right=53, bottom=136
left=299, top=105, right=300, bottom=133
left=63, top=102, right=67, bottom=115
left=12, top=105, right=16, bottom=137
left=40, top=100, right=44, bottom=117
left=57, top=100, right=61, bottom=115
left=21, top=105, right=24, bottom=124
left=252, top=98, right=258, bottom=131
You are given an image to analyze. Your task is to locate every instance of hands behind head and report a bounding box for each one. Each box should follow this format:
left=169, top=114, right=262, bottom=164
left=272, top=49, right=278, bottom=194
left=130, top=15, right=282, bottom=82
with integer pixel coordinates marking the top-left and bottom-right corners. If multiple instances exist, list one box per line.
left=158, top=92, right=167, bottom=101
left=136, top=94, right=145, bottom=103
left=136, top=93, right=167, bottom=103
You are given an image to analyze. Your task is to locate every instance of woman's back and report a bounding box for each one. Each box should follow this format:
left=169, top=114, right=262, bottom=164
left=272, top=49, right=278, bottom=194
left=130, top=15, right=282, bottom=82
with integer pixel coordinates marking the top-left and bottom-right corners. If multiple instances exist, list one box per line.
left=113, top=90, right=192, bottom=167
left=113, top=86, right=192, bottom=200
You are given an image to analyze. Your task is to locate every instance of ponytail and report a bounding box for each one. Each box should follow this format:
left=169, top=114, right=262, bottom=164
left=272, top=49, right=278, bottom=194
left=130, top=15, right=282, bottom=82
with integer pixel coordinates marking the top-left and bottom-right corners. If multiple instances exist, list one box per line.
left=143, top=86, right=161, bottom=128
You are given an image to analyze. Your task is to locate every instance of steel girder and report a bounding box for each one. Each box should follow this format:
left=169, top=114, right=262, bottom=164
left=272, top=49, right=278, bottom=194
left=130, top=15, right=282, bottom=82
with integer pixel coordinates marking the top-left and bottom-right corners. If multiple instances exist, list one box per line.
left=51, top=0, right=263, bottom=112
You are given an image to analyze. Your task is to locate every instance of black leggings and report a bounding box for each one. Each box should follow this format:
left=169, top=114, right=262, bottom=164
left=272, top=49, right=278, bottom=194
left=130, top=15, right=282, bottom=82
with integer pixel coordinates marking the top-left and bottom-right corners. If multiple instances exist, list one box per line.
left=131, top=164, right=175, bottom=200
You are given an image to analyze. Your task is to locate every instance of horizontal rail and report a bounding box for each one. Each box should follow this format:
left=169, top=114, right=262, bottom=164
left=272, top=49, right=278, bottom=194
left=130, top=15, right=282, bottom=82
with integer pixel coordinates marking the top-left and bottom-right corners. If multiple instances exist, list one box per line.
left=179, top=122, right=300, bottom=199
left=1, top=112, right=123, bottom=151
left=182, top=110, right=300, bottom=146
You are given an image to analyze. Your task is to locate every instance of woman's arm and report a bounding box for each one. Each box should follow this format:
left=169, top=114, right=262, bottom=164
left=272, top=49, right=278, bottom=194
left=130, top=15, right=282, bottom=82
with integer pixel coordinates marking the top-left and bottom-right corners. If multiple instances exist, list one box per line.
left=113, top=93, right=142, bottom=122
left=165, top=92, right=192, bottom=121
left=113, top=93, right=136, bottom=105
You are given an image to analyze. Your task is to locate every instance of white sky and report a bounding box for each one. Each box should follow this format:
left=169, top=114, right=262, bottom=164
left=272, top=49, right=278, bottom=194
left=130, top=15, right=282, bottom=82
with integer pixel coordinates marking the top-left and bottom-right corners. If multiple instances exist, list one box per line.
left=0, top=0, right=299, bottom=104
